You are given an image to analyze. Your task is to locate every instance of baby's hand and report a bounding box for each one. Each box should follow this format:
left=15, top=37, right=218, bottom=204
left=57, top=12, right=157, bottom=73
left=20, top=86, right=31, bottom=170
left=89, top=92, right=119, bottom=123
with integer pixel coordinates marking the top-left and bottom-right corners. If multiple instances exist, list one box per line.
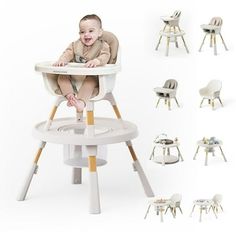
left=53, top=61, right=68, bottom=67
left=85, top=59, right=100, bottom=68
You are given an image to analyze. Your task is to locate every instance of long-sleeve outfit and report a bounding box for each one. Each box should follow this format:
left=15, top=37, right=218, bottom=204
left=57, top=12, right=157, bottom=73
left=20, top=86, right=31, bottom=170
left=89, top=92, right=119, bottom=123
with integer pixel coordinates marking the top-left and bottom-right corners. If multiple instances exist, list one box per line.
left=57, top=38, right=110, bottom=98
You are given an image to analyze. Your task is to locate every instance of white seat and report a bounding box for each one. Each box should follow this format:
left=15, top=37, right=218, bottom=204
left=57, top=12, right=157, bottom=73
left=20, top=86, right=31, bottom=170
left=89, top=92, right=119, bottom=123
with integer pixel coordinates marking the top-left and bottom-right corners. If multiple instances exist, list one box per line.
left=165, top=193, right=183, bottom=217
left=199, top=17, right=228, bottom=55
left=154, top=79, right=180, bottom=110
left=199, top=80, right=223, bottom=110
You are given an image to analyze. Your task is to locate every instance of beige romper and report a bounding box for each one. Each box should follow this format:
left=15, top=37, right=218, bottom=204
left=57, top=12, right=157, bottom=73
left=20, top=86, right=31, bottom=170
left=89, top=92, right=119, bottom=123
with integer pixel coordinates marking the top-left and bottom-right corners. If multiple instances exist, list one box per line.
left=57, top=39, right=110, bottom=97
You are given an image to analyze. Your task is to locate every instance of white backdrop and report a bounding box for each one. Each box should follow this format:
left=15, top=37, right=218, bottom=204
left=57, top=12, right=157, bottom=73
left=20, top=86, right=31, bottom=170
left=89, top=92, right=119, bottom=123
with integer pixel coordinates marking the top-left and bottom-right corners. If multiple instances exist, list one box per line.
left=0, top=0, right=235, bottom=235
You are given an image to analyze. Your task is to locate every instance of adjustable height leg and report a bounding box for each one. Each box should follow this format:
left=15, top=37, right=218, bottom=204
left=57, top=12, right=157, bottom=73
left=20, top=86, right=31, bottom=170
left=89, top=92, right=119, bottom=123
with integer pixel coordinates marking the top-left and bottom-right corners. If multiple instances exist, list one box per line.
left=199, top=33, right=207, bottom=52
left=107, top=94, right=154, bottom=197
left=86, top=103, right=101, bottom=214
left=126, top=141, right=154, bottom=197
left=17, top=97, right=64, bottom=201
left=219, top=33, right=228, bottom=51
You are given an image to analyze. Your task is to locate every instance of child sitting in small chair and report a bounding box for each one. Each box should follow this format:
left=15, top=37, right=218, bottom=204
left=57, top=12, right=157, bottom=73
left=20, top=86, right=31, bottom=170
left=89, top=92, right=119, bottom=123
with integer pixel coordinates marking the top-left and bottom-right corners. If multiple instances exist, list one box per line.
left=53, top=14, right=111, bottom=111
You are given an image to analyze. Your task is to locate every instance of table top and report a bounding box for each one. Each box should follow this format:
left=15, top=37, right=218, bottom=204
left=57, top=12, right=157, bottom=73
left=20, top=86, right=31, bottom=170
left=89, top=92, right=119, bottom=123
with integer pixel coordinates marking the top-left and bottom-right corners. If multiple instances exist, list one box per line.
left=35, top=61, right=121, bottom=76
left=197, top=140, right=222, bottom=148
left=151, top=199, right=171, bottom=207
left=154, top=142, right=180, bottom=148
left=33, top=117, right=138, bottom=145
left=193, top=199, right=213, bottom=206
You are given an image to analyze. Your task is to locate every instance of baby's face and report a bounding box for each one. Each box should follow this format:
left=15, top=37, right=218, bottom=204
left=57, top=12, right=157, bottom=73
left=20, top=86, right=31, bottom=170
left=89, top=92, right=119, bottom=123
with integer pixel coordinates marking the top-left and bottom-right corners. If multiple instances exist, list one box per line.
left=79, top=19, right=102, bottom=46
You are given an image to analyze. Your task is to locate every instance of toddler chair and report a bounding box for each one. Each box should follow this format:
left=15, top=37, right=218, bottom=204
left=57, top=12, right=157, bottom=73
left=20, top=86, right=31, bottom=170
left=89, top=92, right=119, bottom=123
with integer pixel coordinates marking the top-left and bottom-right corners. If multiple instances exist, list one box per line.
left=156, top=10, right=189, bottom=56
left=199, top=17, right=228, bottom=55
left=209, top=194, right=223, bottom=213
left=18, top=31, right=154, bottom=214
left=165, top=193, right=183, bottom=218
left=199, top=80, right=223, bottom=110
left=154, top=79, right=180, bottom=110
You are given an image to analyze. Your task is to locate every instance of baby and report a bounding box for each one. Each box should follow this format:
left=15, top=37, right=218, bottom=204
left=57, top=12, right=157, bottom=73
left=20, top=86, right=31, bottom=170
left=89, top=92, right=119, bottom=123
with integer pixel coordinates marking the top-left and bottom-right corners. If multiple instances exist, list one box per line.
left=53, top=14, right=111, bottom=111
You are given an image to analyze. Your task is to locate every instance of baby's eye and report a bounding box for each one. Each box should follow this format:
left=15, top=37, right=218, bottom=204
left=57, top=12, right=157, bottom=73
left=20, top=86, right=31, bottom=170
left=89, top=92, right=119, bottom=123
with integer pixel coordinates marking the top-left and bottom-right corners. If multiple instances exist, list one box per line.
left=79, top=31, right=85, bottom=34
left=89, top=30, right=94, bottom=33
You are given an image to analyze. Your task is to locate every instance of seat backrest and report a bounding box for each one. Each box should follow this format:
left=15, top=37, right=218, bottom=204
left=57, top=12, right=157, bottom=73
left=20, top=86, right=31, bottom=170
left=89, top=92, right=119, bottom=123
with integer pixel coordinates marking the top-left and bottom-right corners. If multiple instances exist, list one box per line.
left=209, top=17, right=223, bottom=26
left=100, top=31, right=119, bottom=64
left=212, top=194, right=223, bottom=204
left=171, top=10, right=181, bottom=19
left=163, top=79, right=178, bottom=90
left=207, top=80, right=222, bottom=93
left=170, top=194, right=182, bottom=204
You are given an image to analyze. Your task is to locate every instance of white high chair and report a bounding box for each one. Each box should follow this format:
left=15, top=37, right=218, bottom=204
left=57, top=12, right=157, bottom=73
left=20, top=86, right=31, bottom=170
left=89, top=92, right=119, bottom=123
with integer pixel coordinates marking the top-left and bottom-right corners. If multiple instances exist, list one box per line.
left=18, top=31, right=154, bottom=214
left=156, top=10, right=189, bottom=56
left=199, top=17, right=228, bottom=55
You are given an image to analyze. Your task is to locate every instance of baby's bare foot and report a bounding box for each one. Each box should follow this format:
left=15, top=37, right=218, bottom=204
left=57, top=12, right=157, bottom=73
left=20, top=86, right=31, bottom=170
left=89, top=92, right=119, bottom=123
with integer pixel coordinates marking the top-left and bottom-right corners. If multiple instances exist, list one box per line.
left=74, top=99, right=86, bottom=112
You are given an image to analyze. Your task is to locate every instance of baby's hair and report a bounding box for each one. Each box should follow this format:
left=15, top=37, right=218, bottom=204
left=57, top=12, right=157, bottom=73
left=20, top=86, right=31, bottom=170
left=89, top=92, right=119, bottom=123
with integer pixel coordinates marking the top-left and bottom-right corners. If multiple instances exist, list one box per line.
left=80, top=14, right=102, bottom=28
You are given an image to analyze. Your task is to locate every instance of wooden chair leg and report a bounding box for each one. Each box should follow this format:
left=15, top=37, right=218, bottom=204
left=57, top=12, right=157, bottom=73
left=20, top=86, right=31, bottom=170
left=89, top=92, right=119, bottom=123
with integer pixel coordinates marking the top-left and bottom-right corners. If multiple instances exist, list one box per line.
left=199, top=33, right=207, bottom=52
left=219, top=33, right=228, bottom=51
left=213, top=34, right=217, bottom=55
left=200, top=98, right=204, bottom=108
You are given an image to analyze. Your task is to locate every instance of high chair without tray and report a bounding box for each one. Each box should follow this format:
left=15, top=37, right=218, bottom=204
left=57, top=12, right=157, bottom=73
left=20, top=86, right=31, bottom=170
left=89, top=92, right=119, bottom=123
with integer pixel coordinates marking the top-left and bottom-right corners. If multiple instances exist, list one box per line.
left=199, top=80, right=223, bottom=110
left=155, top=10, right=189, bottom=56
left=199, top=17, right=228, bottom=55
left=18, top=31, right=154, bottom=214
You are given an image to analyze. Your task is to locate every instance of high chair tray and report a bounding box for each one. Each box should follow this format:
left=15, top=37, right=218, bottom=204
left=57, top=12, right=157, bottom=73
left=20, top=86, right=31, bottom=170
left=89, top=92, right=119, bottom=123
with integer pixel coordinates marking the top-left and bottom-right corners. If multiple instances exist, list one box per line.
left=33, top=117, right=138, bottom=145
left=35, top=61, right=121, bottom=75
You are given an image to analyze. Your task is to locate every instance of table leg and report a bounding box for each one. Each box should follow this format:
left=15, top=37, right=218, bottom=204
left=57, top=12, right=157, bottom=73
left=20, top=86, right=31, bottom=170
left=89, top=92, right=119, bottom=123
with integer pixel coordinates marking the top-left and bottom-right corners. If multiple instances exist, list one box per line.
left=205, top=150, right=209, bottom=166
left=199, top=207, right=203, bottom=222
left=193, top=146, right=200, bottom=160
left=144, top=204, right=151, bottom=219
left=177, top=146, right=184, bottom=161
left=190, top=204, right=196, bottom=217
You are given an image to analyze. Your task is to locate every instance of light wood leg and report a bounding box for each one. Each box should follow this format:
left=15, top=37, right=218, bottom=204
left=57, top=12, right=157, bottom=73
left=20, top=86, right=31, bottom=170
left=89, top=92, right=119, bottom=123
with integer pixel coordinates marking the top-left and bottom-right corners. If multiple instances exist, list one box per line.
left=211, top=99, right=215, bottom=110
left=219, top=33, right=228, bottom=51
left=166, top=37, right=170, bottom=56
left=177, top=146, right=184, bottom=161
left=150, top=146, right=156, bottom=160
left=218, top=97, right=223, bottom=107
left=200, top=98, right=205, bottom=108
left=174, top=26, right=179, bottom=48
left=174, top=97, right=180, bottom=107
left=210, top=34, right=213, bottom=47
left=167, top=99, right=171, bottom=110
left=205, top=150, right=209, bottom=166
left=199, top=207, right=203, bottom=222
left=156, top=98, right=161, bottom=108
left=199, top=33, right=207, bottom=52
left=190, top=204, right=196, bottom=217
left=86, top=105, right=101, bottom=214
left=144, top=204, right=151, bottom=219
left=181, top=36, right=189, bottom=53
left=156, top=25, right=167, bottom=50
left=219, top=146, right=227, bottom=162
left=213, top=34, right=217, bottom=55
left=193, top=146, right=200, bottom=160
left=160, top=207, right=164, bottom=222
